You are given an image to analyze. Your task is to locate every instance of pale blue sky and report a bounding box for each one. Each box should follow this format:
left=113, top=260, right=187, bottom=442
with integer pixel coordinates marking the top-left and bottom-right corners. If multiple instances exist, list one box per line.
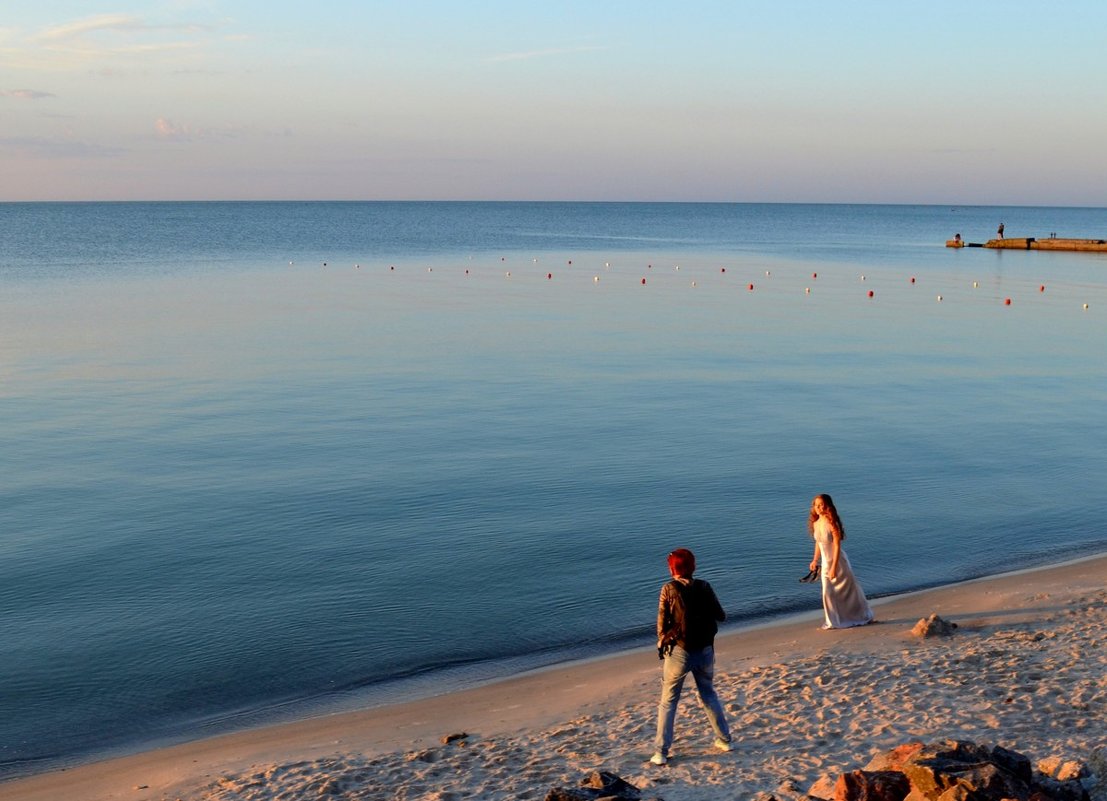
left=3, top=1, right=1106, bottom=203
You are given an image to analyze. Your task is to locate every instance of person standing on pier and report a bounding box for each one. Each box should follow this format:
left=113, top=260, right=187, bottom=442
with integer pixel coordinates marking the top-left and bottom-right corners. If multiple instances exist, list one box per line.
left=997, top=222, right=1005, bottom=238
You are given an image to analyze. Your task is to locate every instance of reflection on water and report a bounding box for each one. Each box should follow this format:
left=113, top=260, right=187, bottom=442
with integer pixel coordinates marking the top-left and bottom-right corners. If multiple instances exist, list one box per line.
left=1, top=203, right=1106, bottom=774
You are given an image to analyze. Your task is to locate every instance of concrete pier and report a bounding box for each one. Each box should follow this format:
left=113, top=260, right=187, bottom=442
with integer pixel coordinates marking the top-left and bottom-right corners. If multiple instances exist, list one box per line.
left=947, top=236, right=1107, bottom=252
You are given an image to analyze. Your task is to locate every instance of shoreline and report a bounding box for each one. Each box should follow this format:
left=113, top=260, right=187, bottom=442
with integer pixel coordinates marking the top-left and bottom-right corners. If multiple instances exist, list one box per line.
left=3, top=550, right=1105, bottom=800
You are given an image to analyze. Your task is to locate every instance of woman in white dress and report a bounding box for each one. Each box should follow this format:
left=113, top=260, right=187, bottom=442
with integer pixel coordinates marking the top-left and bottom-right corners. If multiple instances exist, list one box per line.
left=807, top=494, right=873, bottom=629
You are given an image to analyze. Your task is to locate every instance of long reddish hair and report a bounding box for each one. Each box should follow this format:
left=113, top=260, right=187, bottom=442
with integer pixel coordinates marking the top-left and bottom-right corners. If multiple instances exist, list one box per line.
left=808, top=493, right=846, bottom=541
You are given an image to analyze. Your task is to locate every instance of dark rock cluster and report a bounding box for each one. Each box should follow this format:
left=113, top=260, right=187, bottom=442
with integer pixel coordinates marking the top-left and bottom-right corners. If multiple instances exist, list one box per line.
left=544, top=770, right=658, bottom=801
left=544, top=741, right=1101, bottom=801
left=911, top=613, right=958, bottom=638
left=769, top=739, right=1096, bottom=801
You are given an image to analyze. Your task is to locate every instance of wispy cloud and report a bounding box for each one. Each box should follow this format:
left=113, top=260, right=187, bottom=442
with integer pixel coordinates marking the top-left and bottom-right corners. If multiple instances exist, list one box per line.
left=39, top=14, right=143, bottom=41
left=1, top=89, right=56, bottom=100
left=486, top=44, right=607, bottom=63
left=0, top=136, right=123, bottom=158
left=928, top=147, right=997, bottom=155
left=155, top=117, right=198, bottom=140
left=29, top=13, right=216, bottom=59
left=154, top=117, right=246, bottom=142
left=38, top=14, right=212, bottom=43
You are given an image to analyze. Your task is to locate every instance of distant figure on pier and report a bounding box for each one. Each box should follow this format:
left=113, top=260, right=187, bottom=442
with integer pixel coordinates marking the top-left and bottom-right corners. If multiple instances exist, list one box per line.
left=997, top=222, right=1005, bottom=238
left=954, top=233, right=962, bottom=244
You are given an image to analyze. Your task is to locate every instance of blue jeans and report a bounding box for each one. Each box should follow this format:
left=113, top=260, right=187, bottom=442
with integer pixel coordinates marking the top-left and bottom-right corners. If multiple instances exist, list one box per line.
left=654, top=644, right=730, bottom=756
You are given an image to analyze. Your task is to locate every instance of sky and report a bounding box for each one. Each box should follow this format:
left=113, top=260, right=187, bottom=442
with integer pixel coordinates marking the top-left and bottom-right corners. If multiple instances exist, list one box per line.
left=2, top=1, right=1106, bottom=204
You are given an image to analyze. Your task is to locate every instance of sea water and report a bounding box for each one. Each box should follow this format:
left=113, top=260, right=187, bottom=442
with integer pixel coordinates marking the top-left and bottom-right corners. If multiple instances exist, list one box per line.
left=1, top=202, right=1106, bottom=777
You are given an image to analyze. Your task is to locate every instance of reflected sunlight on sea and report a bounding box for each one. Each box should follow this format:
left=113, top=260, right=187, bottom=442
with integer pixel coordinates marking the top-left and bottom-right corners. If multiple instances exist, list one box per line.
left=1, top=201, right=1105, bottom=775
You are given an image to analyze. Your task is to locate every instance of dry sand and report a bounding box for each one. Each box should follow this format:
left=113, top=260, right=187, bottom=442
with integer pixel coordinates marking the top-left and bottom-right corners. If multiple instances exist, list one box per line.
left=2, top=554, right=1104, bottom=801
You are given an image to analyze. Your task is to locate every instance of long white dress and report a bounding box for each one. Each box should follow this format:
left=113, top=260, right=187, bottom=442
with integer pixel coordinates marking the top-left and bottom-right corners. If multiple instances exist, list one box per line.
left=813, top=518, right=874, bottom=629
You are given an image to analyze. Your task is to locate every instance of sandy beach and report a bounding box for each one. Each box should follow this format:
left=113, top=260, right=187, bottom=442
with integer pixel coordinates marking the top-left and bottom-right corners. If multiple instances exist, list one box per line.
left=3, top=553, right=1104, bottom=801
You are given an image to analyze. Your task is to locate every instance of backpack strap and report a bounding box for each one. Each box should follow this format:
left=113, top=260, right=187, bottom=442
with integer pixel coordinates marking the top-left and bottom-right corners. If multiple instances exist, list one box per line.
left=658, top=579, right=685, bottom=655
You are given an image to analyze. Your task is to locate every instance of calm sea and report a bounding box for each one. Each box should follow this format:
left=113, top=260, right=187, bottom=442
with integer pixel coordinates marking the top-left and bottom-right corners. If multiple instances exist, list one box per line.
left=1, top=202, right=1106, bottom=777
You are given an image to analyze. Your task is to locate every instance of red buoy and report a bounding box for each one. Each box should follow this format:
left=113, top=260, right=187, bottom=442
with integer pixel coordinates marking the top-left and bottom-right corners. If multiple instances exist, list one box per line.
left=748, top=283, right=754, bottom=291
left=1005, top=298, right=1012, bottom=305
left=868, top=290, right=874, bottom=298
left=641, top=278, right=646, bottom=285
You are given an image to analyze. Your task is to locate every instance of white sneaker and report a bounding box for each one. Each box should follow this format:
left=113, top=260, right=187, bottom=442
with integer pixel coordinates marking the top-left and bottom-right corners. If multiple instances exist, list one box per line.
left=649, top=752, right=667, bottom=765
left=713, top=739, right=732, bottom=752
